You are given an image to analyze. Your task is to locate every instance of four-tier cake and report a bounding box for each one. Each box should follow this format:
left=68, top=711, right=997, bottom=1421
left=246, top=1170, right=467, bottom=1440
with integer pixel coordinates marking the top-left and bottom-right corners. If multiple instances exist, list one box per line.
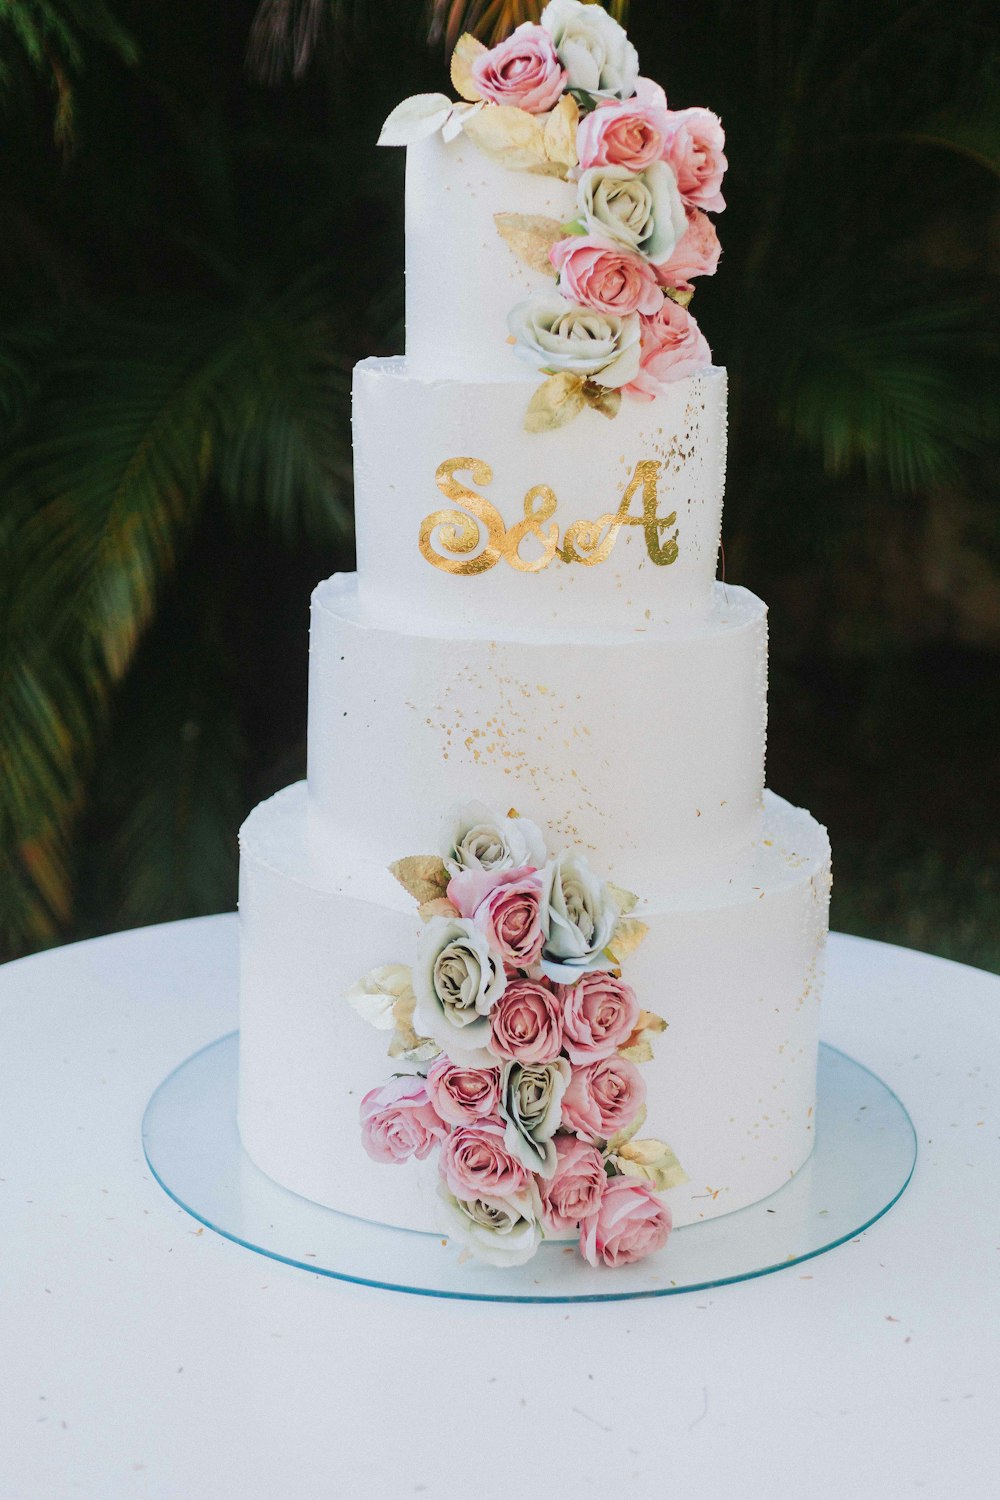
left=236, top=2, right=831, bottom=1271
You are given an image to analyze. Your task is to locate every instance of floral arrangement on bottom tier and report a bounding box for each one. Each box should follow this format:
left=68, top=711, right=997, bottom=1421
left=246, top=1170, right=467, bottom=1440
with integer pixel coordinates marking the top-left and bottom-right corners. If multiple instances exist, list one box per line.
left=347, top=801, right=687, bottom=1270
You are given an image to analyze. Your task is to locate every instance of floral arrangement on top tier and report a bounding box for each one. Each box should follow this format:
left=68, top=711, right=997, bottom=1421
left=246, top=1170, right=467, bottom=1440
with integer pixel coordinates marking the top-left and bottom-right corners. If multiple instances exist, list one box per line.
left=347, top=802, right=687, bottom=1270
left=379, top=0, right=726, bottom=432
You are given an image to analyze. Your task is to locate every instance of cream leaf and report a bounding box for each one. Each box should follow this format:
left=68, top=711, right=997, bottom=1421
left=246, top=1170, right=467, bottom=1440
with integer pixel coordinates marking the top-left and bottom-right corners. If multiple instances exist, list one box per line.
left=378, top=93, right=455, bottom=147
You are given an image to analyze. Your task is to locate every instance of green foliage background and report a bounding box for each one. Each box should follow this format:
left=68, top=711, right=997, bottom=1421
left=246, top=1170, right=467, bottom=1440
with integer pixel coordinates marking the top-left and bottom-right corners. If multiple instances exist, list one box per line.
left=1, top=0, right=997, bottom=967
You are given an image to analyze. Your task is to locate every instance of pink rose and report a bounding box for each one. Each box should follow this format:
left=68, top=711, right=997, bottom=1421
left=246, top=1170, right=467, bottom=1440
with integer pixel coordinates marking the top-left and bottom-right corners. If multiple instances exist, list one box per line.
left=550, top=236, right=662, bottom=317
left=624, top=299, right=712, bottom=402
left=561, top=1056, right=646, bottom=1140
left=427, top=1057, right=501, bottom=1125
left=579, top=1176, right=672, bottom=1267
left=477, top=872, right=545, bottom=968
left=664, top=107, right=727, bottom=214
left=359, top=1076, right=447, bottom=1165
left=490, top=977, right=564, bottom=1064
left=576, top=95, right=672, bottom=174
left=559, top=971, right=641, bottom=1064
left=655, top=206, right=721, bottom=285
left=441, top=1120, right=532, bottom=1199
left=539, top=1135, right=607, bottom=1234
left=471, top=23, right=567, bottom=115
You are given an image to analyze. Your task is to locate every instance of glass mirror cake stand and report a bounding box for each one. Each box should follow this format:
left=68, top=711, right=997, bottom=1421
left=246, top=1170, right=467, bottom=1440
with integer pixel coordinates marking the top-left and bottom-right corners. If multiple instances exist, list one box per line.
left=142, top=1035, right=916, bottom=1304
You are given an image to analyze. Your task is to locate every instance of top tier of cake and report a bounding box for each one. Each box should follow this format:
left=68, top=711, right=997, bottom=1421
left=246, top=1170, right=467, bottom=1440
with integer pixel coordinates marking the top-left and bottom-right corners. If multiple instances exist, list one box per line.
left=406, top=131, right=577, bottom=382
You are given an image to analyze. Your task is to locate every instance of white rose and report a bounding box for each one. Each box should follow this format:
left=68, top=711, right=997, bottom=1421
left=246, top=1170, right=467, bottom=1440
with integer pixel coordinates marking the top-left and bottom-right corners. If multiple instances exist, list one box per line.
left=413, top=916, right=507, bottom=1061
left=577, top=162, right=687, bottom=265
left=540, top=848, right=619, bottom=980
left=500, top=1058, right=572, bottom=1178
left=541, top=0, right=639, bottom=100
left=443, top=800, right=546, bottom=878
left=437, top=1181, right=544, bottom=1267
left=508, top=294, right=641, bottom=388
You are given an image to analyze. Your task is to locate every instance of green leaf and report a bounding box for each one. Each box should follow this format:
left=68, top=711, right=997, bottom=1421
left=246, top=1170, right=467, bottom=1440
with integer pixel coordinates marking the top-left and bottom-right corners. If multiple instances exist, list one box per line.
left=771, top=298, right=983, bottom=495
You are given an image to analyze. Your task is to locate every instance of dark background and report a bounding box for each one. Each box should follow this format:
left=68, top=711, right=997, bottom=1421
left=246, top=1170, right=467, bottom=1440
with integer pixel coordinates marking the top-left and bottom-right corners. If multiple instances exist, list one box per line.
left=1, top=1, right=997, bottom=967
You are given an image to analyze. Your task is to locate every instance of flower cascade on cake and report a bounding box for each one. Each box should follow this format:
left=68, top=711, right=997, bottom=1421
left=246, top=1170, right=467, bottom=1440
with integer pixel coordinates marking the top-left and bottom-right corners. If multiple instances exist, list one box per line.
left=346, top=801, right=688, bottom=1269
left=378, top=0, right=725, bottom=432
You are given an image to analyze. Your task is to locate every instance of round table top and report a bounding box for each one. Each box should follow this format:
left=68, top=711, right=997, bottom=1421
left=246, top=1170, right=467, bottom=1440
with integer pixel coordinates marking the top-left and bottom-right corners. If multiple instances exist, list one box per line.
left=1, top=915, right=997, bottom=1500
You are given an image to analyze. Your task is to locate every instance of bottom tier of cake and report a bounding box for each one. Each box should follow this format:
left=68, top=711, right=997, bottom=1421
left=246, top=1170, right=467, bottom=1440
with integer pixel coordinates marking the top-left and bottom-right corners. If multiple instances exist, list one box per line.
left=237, top=783, right=831, bottom=1234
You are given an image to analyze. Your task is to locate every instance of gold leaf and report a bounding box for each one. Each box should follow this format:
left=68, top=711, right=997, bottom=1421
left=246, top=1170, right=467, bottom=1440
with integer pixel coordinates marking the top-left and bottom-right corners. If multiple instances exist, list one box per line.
left=615, top=1138, right=690, bottom=1192
left=605, top=1103, right=647, bottom=1153
left=387, top=991, right=440, bottom=1064
left=418, top=896, right=460, bottom=923
left=606, top=882, right=639, bottom=917
left=388, top=854, right=450, bottom=905
left=619, top=1037, right=654, bottom=1063
left=451, top=33, right=486, bottom=102
left=542, top=93, right=579, bottom=174
left=607, top=915, right=650, bottom=963
left=463, top=103, right=551, bottom=173
left=493, top=212, right=564, bottom=275
left=619, top=1008, right=668, bottom=1062
left=524, top=372, right=587, bottom=434
left=582, top=382, right=622, bottom=421
left=664, top=284, right=695, bottom=308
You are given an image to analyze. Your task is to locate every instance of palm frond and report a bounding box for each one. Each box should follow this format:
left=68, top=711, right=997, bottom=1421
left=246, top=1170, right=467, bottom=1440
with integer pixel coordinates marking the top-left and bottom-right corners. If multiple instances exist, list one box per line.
left=7, top=317, right=226, bottom=681
left=213, top=285, right=353, bottom=543
left=0, top=512, right=104, bottom=953
left=428, top=0, right=629, bottom=48
left=771, top=299, right=984, bottom=495
left=0, top=0, right=137, bottom=147
left=247, top=0, right=328, bottom=85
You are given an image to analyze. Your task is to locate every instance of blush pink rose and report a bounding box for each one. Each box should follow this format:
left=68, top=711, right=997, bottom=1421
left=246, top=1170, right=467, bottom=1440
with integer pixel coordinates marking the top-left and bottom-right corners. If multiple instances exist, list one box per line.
left=559, top=971, right=641, bottom=1064
left=579, top=1176, right=672, bottom=1267
left=539, top=1135, right=607, bottom=1234
left=359, top=1076, right=447, bottom=1165
left=489, top=977, right=564, bottom=1064
left=475, top=872, right=545, bottom=968
left=624, top=299, right=712, bottom=402
left=655, top=206, right=721, bottom=285
left=550, top=236, right=662, bottom=317
left=576, top=95, right=672, bottom=174
left=441, top=1120, right=532, bottom=1199
left=471, top=23, right=567, bottom=115
left=427, top=1057, right=501, bottom=1125
left=562, top=1056, right=646, bottom=1139
left=664, top=107, right=727, bottom=213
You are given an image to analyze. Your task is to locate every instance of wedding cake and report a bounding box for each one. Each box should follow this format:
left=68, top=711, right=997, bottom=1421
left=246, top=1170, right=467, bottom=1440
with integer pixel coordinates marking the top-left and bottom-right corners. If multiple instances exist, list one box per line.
left=237, top=3, right=831, bottom=1271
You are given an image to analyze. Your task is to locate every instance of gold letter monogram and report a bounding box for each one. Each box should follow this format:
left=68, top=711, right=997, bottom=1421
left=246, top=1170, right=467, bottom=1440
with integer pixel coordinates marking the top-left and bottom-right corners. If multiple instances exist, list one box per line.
left=419, top=459, right=678, bottom=576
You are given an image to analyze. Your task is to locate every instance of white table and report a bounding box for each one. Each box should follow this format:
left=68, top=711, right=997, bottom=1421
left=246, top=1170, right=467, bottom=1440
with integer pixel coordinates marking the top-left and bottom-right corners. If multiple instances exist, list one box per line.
left=1, top=917, right=997, bottom=1500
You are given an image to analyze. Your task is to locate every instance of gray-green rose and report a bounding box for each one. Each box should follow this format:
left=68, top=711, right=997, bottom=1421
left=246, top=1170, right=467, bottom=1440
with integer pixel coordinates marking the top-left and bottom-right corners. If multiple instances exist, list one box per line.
left=541, top=0, right=639, bottom=100
left=500, top=1058, right=571, bottom=1178
left=577, top=162, right=686, bottom=266
left=413, top=915, right=506, bottom=1061
left=437, top=1180, right=544, bottom=1267
left=508, top=294, right=641, bottom=388
left=540, top=849, right=619, bottom=981
left=442, top=800, right=546, bottom=878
